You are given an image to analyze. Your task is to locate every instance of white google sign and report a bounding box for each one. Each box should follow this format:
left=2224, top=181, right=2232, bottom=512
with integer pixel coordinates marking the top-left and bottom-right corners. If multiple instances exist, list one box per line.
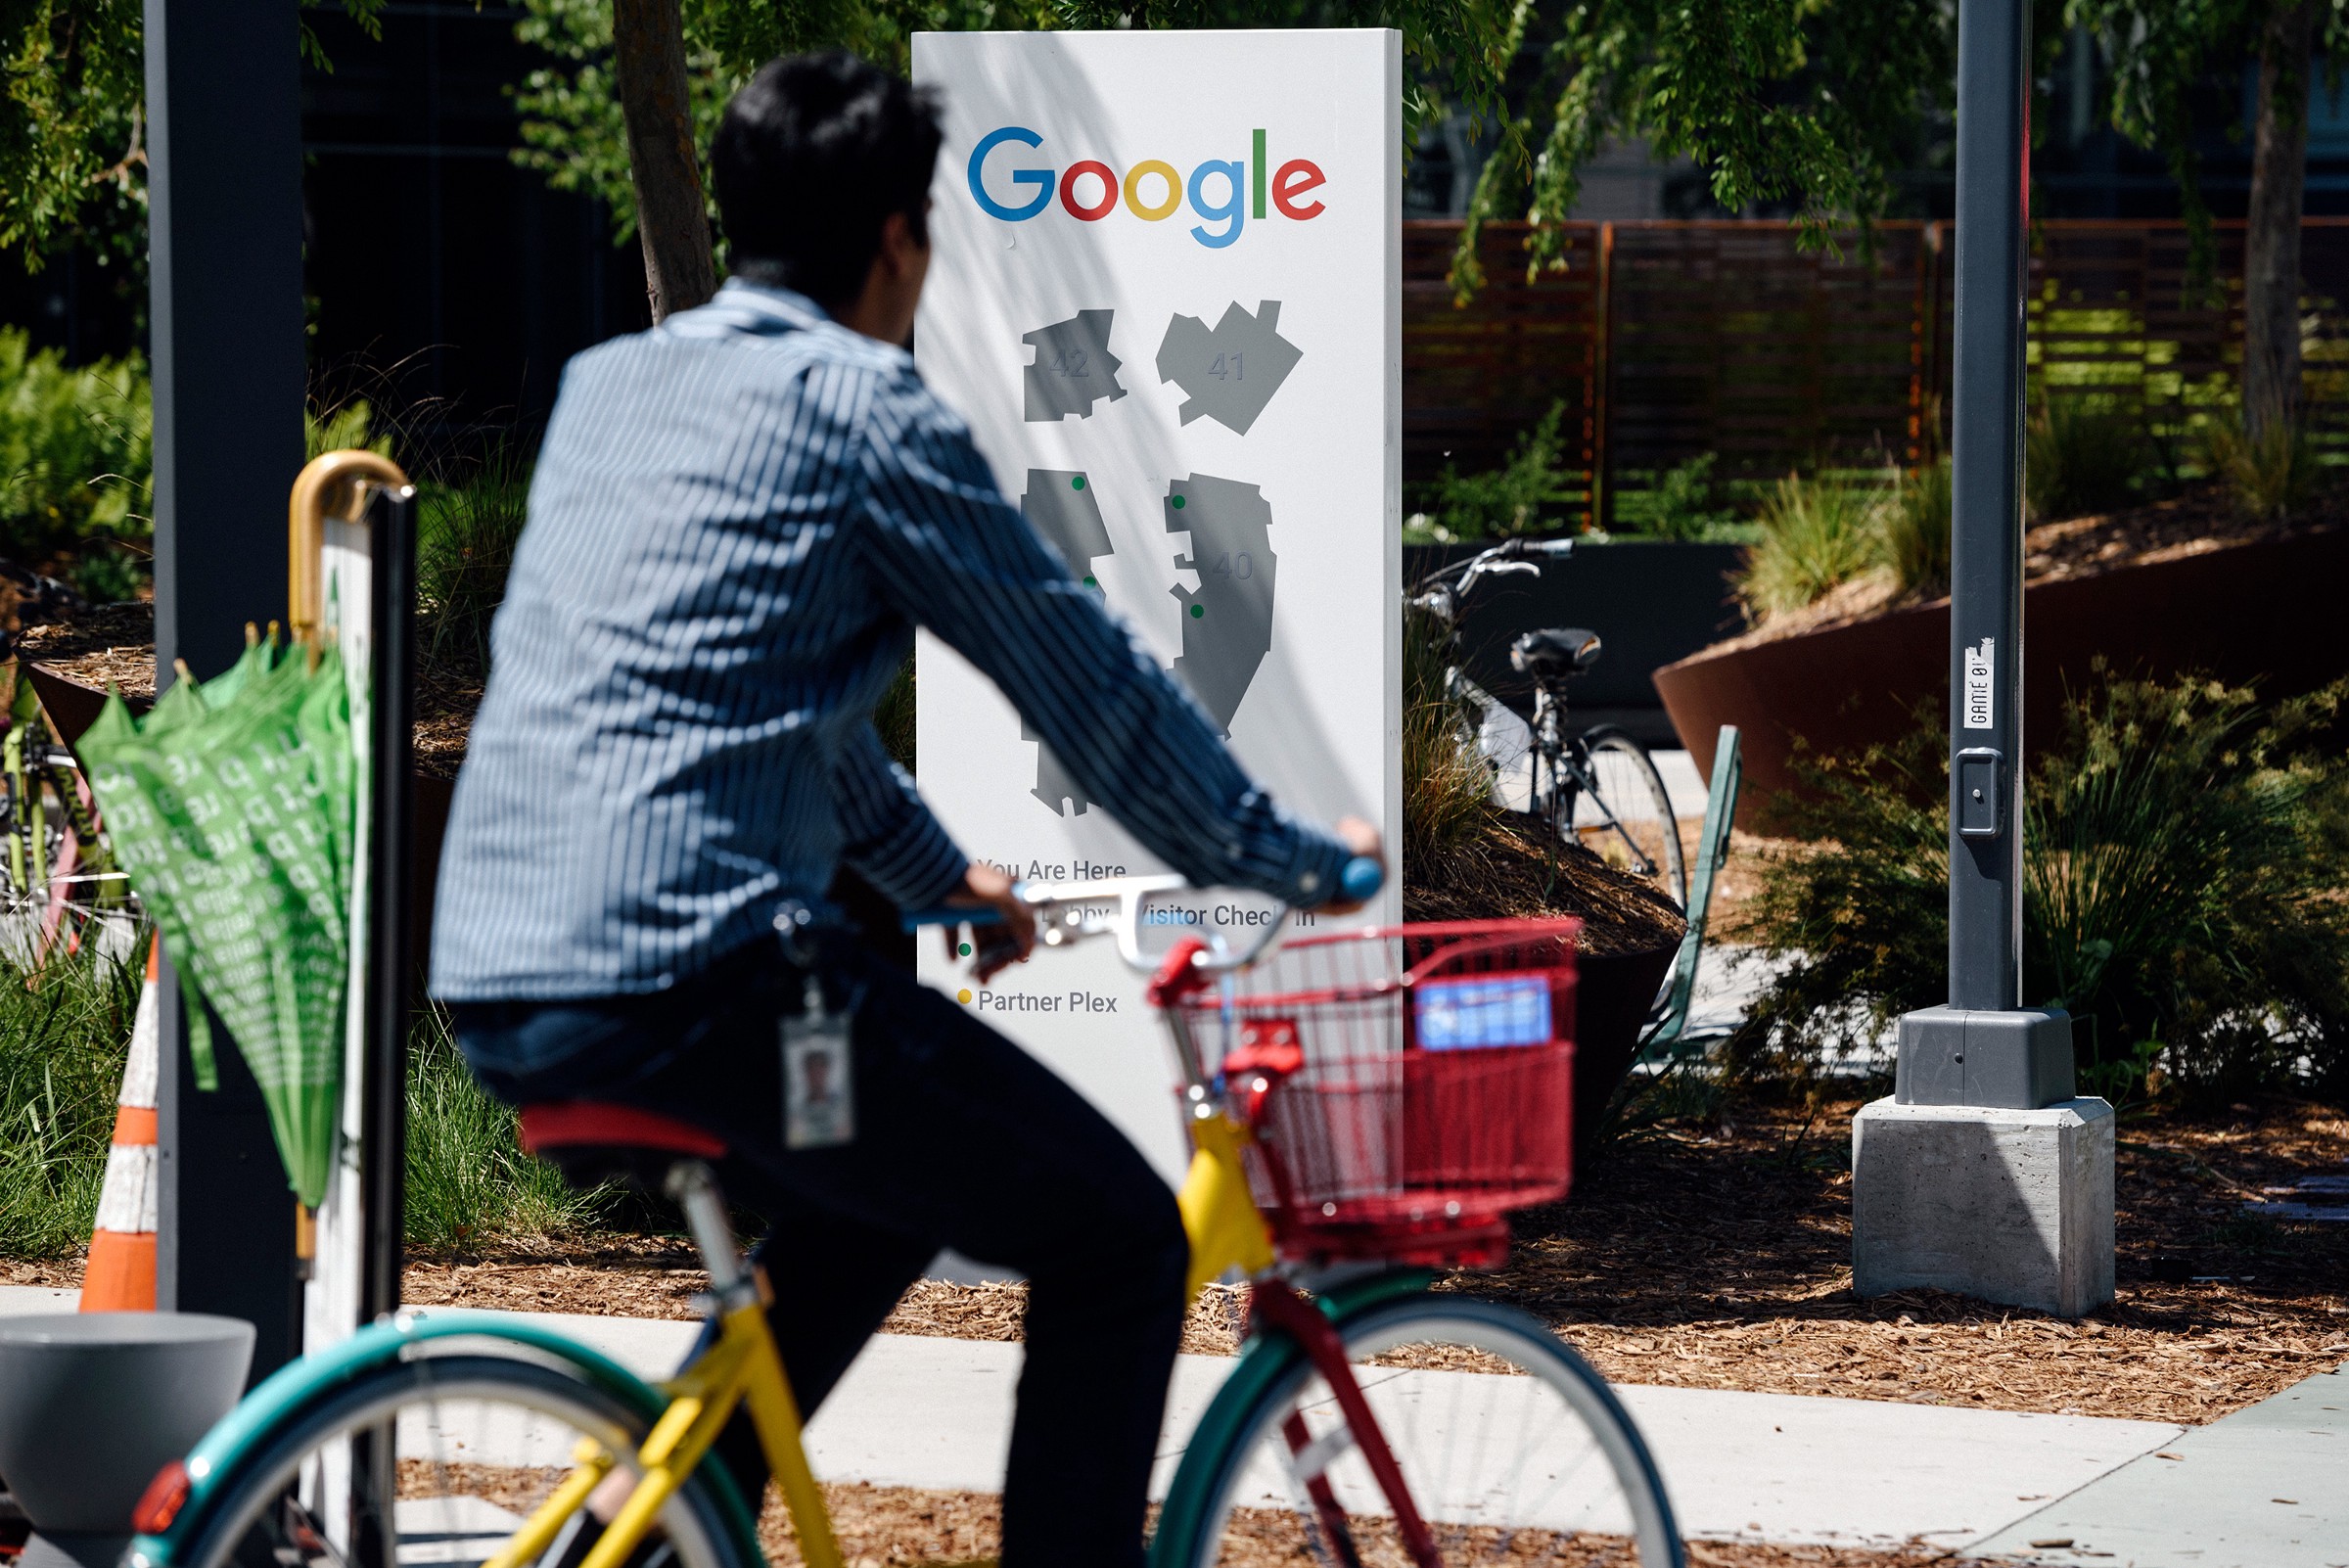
left=910, top=29, right=1402, bottom=1180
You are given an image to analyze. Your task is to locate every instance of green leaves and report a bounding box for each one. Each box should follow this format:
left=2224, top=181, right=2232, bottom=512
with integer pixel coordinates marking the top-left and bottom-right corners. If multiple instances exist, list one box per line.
left=1460, top=0, right=1952, bottom=295
left=0, top=327, right=150, bottom=595
left=0, top=0, right=388, bottom=267
left=1735, top=672, right=2349, bottom=1102
left=1404, top=397, right=1579, bottom=541
left=0, top=0, right=146, bottom=264
left=512, top=0, right=1059, bottom=247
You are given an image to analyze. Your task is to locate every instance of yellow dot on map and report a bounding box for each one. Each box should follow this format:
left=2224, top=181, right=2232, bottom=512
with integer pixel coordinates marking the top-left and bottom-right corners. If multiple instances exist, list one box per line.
left=957, top=989, right=973, bottom=1004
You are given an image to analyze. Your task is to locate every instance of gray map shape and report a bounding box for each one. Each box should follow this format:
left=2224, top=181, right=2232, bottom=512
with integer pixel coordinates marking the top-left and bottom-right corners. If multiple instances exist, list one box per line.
left=1022, top=309, right=1128, bottom=422
left=1154, top=301, right=1303, bottom=436
left=1020, top=470, right=1113, bottom=816
left=1166, top=475, right=1277, bottom=736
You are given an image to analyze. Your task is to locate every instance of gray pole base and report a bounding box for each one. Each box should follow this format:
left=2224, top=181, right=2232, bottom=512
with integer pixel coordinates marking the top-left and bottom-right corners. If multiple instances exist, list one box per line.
left=1852, top=1096, right=2116, bottom=1316
left=1895, top=1005, right=2076, bottom=1108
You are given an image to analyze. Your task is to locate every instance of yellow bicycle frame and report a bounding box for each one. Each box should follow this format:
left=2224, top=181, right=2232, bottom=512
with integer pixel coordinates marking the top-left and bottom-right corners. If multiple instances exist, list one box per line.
left=479, top=1282, right=842, bottom=1568
left=479, top=1113, right=1268, bottom=1568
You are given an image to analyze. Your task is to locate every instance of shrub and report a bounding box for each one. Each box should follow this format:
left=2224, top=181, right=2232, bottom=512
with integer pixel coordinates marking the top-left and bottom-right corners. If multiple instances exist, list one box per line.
left=1733, top=672, right=2349, bottom=1102
left=0, top=940, right=144, bottom=1258
left=1879, top=457, right=1952, bottom=596
left=1735, top=473, right=1881, bottom=620
left=2025, top=402, right=2149, bottom=522
left=2203, top=416, right=2316, bottom=522
left=0, top=330, right=152, bottom=600
left=1617, top=453, right=1751, bottom=542
left=1405, top=400, right=1577, bottom=542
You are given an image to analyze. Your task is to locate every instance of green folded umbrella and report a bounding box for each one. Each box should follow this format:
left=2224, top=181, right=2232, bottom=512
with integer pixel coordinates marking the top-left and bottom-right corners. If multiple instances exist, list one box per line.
left=79, top=634, right=356, bottom=1210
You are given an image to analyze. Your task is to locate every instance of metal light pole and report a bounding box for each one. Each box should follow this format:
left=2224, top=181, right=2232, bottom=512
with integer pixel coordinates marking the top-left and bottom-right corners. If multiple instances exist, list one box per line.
left=147, top=0, right=309, bottom=1380
left=1899, top=0, right=2074, bottom=1106
left=1852, top=0, right=2114, bottom=1316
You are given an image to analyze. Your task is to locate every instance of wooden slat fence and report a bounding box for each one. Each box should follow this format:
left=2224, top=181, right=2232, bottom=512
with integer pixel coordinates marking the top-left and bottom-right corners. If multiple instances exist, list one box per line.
left=1405, top=217, right=2349, bottom=525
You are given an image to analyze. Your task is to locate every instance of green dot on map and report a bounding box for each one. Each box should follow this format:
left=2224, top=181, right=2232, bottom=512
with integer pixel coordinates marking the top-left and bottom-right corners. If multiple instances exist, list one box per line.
left=1082, top=575, right=1097, bottom=586
left=1171, top=493, right=1186, bottom=510
left=1070, top=475, right=1085, bottom=490
left=1190, top=604, right=1205, bottom=619
left=958, top=942, right=972, bottom=956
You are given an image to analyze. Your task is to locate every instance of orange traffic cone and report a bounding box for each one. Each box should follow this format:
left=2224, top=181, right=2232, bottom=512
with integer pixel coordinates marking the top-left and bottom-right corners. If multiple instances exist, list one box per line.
left=81, top=934, right=161, bottom=1312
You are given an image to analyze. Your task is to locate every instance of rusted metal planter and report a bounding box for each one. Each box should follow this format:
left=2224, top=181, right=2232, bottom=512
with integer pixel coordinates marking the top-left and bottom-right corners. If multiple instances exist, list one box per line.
left=1653, top=526, right=2349, bottom=827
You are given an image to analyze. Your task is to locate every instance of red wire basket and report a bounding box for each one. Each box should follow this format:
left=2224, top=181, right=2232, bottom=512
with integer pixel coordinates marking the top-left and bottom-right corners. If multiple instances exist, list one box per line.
left=1174, top=920, right=1579, bottom=1269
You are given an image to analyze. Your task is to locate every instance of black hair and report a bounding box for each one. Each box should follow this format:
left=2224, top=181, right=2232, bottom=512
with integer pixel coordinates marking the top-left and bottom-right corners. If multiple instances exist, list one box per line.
left=713, top=51, right=944, bottom=311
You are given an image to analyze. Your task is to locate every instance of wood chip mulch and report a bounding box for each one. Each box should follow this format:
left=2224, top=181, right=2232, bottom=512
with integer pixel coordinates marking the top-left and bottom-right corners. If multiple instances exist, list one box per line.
left=385, top=1093, right=2347, bottom=1429
left=1453, top=1091, right=2349, bottom=1425
left=0, top=1256, right=81, bottom=1290
left=398, top=1232, right=710, bottom=1318
left=19, top=601, right=159, bottom=700
left=755, top=1484, right=1975, bottom=1568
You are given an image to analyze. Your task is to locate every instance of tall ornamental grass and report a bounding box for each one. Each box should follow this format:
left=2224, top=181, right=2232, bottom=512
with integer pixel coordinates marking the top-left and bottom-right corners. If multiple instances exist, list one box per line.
left=1736, top=473, right=1881, bottom=619
left=0, top=941, right=143, bottom=1258
left=1733, top=671, right=2349, bottom=1103
left=416, top=448, right=531, bottom=695
left=404, top=1007, right=614, bottom=1251
left=2025, top=402, right=2152, bottom=523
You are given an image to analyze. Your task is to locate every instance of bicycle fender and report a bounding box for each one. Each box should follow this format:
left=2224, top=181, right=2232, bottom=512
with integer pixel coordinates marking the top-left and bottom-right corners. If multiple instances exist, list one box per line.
left=128, top=1308, right=690, bottom=1568
left=1146, top=1270, right=1437, bottom=1568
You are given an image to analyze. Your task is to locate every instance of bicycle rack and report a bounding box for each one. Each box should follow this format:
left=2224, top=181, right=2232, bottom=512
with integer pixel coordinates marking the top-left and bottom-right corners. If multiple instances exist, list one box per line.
left=1637, top=723, right=1741, bottom=1058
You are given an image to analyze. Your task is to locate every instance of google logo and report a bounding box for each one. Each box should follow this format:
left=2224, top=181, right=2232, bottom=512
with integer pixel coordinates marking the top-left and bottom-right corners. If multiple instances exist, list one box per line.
left=966, top=127, right=1327, bottom=251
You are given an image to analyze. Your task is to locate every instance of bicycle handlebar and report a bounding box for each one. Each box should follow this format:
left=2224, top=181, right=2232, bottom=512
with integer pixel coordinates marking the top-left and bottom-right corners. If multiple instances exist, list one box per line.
left=1406, top=535, right=1574, bottom=610
left=898, top=855, right=1385, bottom=977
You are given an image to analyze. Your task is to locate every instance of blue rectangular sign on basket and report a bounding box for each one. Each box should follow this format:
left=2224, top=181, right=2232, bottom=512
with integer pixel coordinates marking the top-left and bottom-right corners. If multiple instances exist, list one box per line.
left=1414, top=976, right=1554, bottom=1050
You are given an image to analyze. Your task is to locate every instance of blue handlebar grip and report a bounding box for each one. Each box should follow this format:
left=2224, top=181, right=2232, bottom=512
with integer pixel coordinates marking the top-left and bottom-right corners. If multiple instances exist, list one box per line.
left=1340, top=856, right=1385, bottom=902
left=899, top=906, right=1007, bottom=933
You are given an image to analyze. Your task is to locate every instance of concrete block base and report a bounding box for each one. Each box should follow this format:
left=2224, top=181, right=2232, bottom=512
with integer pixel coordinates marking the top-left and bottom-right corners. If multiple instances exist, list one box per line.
left=1852, top=1097, right=2115, bottom=1316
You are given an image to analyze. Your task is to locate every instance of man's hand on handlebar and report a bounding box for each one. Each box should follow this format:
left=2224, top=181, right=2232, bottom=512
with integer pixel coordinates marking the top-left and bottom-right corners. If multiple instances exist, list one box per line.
left=944, top=859, right=1036, bottom=980
left=1322, top=816, right=1385, bottom=915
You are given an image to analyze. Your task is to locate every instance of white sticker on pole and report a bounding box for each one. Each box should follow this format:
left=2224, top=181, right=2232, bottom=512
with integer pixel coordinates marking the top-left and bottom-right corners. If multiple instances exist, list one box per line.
left=909, top=29, right=1402, bottom=1181
left=1962, top=636, right=1996, bottom=729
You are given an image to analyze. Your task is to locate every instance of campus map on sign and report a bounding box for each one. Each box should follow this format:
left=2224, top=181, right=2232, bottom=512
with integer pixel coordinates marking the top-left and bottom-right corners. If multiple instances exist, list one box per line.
left=912, top=29, right=1402, bottom=1179
left=1022, top=309, right=1128, bottom=421
left=1156, top=300, right=1303, bottom=435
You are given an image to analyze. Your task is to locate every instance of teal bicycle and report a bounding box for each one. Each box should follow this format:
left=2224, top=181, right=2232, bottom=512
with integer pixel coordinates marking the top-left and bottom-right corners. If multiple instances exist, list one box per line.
left=127, top=876, right=1681, bottom=1568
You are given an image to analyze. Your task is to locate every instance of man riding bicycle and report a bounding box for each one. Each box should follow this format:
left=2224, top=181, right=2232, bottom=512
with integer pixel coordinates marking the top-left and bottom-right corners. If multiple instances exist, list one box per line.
left=430, top=50, right=1381, bottom=1568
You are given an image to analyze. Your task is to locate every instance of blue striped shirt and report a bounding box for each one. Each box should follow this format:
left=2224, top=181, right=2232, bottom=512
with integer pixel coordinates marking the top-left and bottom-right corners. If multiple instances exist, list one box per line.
left=430, top=280, right=1347, bottom=1000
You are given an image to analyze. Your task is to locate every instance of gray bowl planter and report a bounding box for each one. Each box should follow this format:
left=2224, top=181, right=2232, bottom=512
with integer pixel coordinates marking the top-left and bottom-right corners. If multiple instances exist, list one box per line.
left=0, top=1314, right=253, bottom=1568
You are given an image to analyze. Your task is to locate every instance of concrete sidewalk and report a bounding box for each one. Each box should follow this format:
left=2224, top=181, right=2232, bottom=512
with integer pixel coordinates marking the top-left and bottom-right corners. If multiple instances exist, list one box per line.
left=6, top=1287, right=2334, bottom=1562
left=1969, top=1361, right=2347, bottom=1568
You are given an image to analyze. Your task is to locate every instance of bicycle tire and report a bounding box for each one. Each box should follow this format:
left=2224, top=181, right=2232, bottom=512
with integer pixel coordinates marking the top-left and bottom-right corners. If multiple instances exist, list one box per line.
left=1156, top=1295, right=1683, bottom=1568
left=1563, top=727, right=1686, bottom=910
left=166, top=1353, right=760, bottom=1568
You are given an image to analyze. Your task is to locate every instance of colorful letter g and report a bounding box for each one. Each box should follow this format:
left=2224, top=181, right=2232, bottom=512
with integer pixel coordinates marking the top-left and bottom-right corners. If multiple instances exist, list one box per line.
left=968, top=126, right=1053, bottom=220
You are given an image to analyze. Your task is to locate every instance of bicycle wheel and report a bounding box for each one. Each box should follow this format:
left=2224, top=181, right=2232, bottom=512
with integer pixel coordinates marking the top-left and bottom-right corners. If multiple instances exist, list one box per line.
left=169, top=1354, right=759, bottom=1568
left=1561, top=728, right=1685, bottom=909
left=1162, top=1296, right=1683, bottom=1568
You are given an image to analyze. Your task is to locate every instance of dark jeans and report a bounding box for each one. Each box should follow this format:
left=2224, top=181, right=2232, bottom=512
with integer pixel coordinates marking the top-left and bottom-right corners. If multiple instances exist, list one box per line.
left=452, top=936, right=1188, bottom=1568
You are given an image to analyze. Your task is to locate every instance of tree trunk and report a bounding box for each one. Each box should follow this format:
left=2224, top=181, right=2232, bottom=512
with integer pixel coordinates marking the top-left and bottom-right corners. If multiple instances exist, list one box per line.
left=2243, top=0, right=2318, bottom=440
left=612, top=0, right=716, bottom=323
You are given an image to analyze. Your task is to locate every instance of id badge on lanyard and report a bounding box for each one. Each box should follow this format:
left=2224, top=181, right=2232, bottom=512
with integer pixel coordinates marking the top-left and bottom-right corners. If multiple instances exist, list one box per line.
left=782, top=973, right=855, bottom=1150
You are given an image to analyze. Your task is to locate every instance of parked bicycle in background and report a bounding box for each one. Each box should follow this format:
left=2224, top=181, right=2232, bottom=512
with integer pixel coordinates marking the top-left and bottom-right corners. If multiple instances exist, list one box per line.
left=1408, top=538, right=1687, bottom=909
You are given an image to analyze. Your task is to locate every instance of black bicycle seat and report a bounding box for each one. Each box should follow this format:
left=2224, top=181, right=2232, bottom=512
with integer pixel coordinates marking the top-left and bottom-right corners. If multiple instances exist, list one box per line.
left=1510, top=627, right=1602, bottom=679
